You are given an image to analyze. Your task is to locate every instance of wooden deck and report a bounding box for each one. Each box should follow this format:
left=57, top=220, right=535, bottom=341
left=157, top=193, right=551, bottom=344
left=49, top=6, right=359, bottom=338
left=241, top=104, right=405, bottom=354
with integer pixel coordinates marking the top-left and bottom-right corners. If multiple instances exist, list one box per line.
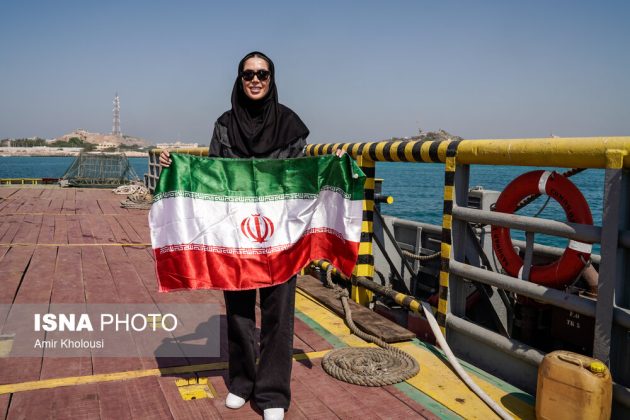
left=0, top=186, right=535, bottom=419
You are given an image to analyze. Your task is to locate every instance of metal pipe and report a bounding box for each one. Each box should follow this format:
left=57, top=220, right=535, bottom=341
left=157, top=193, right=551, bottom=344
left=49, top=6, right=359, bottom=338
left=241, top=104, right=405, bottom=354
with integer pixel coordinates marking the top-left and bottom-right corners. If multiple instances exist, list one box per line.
left=310, top=260, right=426, bottom=314
left=373, top=207, right=418, bottom=284
left=305, top=137, right=630, bottom=168
left=511, top=238, right=601, bottom=264
left=522, top=232, right=535, bottom=281
left=454, top=138, right=630, bottom=169
left=386, top=214, right=601, bottom=264
left=390, top=217, right=442, bottom=235
left=614, top=306, right=630, bottom=330
left=370, top=226, right=406, bottom=288
left=449, top=260, right=597, bottom=317
left=452, top=206, right=602, bottom=243
left=447, top=314, right=545, bottom=366
left=613, top=383, right=630, bottom=409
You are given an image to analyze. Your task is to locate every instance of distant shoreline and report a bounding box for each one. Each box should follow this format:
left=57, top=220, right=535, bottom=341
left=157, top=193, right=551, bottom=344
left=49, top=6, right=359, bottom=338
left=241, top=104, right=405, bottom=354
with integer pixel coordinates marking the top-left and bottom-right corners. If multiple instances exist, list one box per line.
left=0, top=149, right=148, bottom=158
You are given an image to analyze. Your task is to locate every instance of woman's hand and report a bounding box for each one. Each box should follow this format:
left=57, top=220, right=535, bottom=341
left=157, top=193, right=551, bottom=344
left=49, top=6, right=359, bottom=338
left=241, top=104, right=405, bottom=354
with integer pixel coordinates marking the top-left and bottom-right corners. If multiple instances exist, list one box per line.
left=335, top=148, right=346, bottom=157
left=159, top=149, right=172, bottom=167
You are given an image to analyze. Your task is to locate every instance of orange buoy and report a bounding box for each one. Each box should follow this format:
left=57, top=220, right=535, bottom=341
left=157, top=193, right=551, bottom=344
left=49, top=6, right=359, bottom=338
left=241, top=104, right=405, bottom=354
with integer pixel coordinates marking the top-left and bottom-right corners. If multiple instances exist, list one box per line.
left=491, top=170, right=593, bottom=288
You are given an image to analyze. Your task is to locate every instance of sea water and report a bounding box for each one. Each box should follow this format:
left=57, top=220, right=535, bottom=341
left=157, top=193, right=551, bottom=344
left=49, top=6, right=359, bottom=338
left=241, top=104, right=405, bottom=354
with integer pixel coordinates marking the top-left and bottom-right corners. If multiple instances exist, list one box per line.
left=0, top=156, right=605, bottom=253
left=376, top=162, right=604, bottom=254
left=0, top=156, right=149, bottom=180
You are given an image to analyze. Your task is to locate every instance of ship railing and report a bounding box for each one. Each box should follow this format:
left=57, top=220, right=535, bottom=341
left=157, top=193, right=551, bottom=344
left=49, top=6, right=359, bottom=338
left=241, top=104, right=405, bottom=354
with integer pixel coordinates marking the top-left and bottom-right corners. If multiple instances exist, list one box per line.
left=304, top=136, right=630, bottom=411
left=144, top=138, right=630, bottom=409
left=0, top=178, right=59, bottom=185
left=145, top=148, right=207, bottom=193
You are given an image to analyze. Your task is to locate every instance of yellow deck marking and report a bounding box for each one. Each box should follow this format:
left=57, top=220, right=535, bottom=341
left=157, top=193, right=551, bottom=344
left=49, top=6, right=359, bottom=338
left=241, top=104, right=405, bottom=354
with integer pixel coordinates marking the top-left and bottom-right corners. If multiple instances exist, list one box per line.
left=0, top=350, right=329, bottom=395
left=0, top=335, right=14, bottom=357
left=295, top=290, right=535, bottom=420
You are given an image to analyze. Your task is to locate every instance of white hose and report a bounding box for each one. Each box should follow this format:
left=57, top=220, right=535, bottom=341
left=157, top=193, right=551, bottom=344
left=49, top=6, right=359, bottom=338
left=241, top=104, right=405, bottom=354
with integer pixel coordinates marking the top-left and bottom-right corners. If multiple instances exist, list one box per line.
left=420, top=301, right=514, bottom=420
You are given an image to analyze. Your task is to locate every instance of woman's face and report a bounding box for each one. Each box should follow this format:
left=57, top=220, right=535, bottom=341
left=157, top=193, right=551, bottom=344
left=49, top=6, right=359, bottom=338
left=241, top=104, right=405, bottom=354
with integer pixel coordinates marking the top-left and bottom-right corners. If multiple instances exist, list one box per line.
left=241, top=57, right=271, bottom=101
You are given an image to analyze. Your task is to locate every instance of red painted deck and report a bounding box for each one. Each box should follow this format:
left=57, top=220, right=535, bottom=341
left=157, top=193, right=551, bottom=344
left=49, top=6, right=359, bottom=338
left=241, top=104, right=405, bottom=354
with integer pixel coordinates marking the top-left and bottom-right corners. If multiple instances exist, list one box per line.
left=0, top=187, right=437, bottom=419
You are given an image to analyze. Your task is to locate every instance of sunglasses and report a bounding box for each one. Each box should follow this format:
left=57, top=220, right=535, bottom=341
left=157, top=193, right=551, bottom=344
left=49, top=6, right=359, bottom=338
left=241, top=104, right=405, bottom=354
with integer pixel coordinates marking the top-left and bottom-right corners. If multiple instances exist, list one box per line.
left=240, top=69, right=271, bottom=81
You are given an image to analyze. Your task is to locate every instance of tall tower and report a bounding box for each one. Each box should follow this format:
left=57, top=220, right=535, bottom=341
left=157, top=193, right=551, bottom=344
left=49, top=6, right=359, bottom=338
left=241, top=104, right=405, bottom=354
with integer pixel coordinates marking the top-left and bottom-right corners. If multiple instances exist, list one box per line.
left=112, top=93, right=121, bottom=138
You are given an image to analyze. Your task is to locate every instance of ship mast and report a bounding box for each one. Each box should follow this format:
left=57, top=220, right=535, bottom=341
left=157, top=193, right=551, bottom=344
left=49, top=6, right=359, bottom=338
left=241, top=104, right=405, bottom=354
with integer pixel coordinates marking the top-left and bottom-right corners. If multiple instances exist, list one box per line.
left=112, top=93, right=122, bottom=138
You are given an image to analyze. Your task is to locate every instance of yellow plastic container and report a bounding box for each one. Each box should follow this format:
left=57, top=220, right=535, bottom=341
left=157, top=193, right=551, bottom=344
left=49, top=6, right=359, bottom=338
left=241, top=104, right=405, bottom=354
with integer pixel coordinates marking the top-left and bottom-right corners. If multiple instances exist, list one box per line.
left=536, top=350, right=612, bottom=420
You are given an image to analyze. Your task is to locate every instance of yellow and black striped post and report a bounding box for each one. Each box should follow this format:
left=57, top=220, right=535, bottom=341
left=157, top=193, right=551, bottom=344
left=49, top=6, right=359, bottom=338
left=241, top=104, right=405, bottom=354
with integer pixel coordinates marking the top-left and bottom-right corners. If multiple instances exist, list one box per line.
left=305, top=143, right=377, bottom=305
left=436, top=140, right=462, bottom=336
left=352, top=155, right=375, bottom=305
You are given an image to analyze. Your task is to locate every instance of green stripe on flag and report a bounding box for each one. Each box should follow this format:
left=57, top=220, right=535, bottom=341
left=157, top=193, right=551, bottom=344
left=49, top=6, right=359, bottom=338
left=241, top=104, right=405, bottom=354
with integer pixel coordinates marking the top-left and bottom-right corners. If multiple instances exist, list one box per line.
left=155, top=154, right=366, bottom=202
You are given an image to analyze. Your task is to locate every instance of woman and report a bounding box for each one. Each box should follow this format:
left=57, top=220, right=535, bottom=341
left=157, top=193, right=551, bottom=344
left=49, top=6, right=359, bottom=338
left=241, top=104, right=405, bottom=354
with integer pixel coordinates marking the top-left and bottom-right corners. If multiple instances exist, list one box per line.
left=160, top=51, right=309, bottom=420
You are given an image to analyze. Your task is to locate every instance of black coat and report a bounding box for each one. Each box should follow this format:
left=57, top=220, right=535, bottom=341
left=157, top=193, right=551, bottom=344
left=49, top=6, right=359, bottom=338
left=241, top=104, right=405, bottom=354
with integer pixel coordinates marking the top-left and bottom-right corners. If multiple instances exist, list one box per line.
left=208, top=120, right=307, bottom=159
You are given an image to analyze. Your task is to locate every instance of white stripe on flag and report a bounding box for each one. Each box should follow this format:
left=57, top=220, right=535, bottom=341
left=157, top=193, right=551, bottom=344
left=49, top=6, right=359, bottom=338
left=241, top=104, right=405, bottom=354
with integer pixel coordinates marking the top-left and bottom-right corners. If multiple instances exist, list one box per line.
left=149, top=189, right=362, bottom=250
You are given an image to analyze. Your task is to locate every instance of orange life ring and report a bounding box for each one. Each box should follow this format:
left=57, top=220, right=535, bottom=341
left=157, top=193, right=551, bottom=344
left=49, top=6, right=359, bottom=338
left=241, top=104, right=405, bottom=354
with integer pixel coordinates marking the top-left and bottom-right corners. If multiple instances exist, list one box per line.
left=490, top=170, right=593, bottom=289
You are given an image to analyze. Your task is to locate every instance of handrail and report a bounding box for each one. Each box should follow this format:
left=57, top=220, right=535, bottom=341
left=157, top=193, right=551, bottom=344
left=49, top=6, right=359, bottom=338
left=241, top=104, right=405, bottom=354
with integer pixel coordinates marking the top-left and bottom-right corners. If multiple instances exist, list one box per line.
left=150, top=147, right=208, bottom=156
left=452, top=205, right=602, bottom=243
left=449, top=260, right=597, bottom=317
left=305, top=137, right=630, bottom=169
left=151, top=137, right=630, bottom=169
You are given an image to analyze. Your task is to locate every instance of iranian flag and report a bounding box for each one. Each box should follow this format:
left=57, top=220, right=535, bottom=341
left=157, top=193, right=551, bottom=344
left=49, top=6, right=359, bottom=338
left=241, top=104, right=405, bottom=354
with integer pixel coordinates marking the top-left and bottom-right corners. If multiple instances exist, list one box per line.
left=149, top=153, right=365, bottom=291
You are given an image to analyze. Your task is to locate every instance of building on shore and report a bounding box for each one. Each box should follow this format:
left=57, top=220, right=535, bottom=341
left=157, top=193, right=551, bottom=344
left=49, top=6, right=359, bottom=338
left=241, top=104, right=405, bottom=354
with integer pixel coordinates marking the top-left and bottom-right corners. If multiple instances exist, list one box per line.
left=155, top=141, right=198, bottom=149
left=96, top=142, right=119, bottom=151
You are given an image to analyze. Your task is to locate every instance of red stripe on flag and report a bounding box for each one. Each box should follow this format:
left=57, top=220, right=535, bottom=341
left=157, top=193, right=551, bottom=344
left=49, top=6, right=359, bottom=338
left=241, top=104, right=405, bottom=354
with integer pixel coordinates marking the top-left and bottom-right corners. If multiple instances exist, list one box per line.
left=154, top=231, right=360, bottom=291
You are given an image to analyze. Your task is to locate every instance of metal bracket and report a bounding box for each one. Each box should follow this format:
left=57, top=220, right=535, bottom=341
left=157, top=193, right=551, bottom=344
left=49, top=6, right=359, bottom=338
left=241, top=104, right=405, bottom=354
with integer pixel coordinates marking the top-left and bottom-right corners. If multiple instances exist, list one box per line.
left=0, top=334, right=15, bottom=357
left=176, top=375, right=217, bottom=400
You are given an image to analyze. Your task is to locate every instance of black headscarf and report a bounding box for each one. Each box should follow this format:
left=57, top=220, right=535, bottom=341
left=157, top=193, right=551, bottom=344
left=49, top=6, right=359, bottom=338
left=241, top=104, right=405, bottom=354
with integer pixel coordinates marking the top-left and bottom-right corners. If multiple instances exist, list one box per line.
left=218, top=51, right=309, bottom=157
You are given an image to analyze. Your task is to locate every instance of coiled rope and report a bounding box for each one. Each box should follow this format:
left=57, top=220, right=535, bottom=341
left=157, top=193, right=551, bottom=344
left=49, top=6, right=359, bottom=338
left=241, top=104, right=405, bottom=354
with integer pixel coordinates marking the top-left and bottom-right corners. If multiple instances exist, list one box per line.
left=112, top=184, right=145, bottom=195
left=320, top=265, right=420, bottom=386
left=114, top=185, right=153, bottom=210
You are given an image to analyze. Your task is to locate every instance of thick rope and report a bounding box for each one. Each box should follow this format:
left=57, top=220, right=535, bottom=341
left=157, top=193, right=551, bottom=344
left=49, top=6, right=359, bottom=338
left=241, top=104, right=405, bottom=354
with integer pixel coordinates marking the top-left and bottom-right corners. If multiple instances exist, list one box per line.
left=113, top=185, right=145, bottom=195
left=117, top=185, right=153, bottom=210
left=320, top=266, right=420, bottom=386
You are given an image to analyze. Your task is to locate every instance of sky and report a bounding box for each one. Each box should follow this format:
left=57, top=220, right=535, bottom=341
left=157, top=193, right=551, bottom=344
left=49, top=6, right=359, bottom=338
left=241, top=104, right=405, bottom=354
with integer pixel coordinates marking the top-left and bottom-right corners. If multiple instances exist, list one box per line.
left=1, top=0, right=629, bottom=145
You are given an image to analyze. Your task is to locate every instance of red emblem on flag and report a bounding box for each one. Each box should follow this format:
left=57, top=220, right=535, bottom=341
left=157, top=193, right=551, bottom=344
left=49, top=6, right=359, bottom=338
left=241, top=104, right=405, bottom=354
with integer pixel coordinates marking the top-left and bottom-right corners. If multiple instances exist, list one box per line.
left=240, top=214, right=275, bottom=243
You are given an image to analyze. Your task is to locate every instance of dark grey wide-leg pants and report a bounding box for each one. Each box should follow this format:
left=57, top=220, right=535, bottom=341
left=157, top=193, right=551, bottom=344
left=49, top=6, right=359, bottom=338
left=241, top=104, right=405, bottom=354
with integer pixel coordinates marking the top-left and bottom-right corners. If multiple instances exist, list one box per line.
left=223, top=275, right=296, bottom=410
